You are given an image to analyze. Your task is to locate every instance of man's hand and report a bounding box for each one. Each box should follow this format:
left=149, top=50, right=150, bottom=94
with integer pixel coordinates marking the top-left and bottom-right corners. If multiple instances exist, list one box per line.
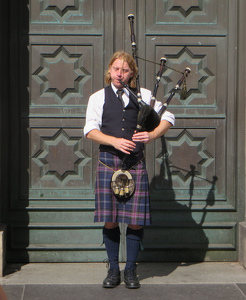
left=112, top=138, right=136, bottom=154
left=86, top=129, right=136, bottom=154
left=132, top=120, right=172, bottom=144
left=132, top=131, right=153, bottom=144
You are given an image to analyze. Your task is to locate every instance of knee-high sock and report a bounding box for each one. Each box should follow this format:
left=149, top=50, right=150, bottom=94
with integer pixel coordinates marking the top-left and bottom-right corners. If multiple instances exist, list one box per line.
left=125, top=227, right=144, bottom=269
left=103, top=226, right=120, bottom=270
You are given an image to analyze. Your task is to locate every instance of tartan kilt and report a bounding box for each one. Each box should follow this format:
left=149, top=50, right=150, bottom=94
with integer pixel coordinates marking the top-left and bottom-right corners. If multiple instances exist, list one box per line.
left=94, top=151, right=151, bottom=226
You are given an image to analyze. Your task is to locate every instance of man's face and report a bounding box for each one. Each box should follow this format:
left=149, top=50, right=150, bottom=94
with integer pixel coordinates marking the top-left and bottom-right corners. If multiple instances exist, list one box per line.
left=109, top=58, right=133, bottom=89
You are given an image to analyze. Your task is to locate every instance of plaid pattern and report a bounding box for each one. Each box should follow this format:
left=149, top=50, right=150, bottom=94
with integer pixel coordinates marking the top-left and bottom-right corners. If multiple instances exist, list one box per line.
left=94, top=151, right=151, bottom=226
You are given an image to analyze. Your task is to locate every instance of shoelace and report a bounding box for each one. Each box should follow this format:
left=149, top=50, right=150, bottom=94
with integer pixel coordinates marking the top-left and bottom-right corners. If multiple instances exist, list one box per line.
left=125, top=268, right=137, bottom=279
left=109, top=268, right=119, bottom=275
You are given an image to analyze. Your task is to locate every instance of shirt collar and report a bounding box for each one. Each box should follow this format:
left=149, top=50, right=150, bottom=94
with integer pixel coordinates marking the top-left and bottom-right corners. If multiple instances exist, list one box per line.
left=111, top=83, right=130, bottom=97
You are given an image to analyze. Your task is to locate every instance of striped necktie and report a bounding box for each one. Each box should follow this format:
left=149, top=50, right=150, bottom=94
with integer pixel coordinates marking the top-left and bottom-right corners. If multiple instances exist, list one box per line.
left=117, top=89, right=124, bottom=107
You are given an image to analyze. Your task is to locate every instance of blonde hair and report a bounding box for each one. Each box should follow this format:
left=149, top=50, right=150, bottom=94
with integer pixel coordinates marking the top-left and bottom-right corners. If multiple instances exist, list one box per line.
left=105, top=50, right=138, bottom=88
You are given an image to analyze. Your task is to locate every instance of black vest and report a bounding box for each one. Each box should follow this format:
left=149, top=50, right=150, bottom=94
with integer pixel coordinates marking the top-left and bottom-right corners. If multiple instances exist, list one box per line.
left=99, top=85, right=144, bottom=156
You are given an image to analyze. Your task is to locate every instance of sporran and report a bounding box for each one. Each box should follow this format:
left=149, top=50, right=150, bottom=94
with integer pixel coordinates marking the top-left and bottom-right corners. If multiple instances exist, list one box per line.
left=111, top=169, right=135, bottom=199
left=99, top=155, right=144, bottom=202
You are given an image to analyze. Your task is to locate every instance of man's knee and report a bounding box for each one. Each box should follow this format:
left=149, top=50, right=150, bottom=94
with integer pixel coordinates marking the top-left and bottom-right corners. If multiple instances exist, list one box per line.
left=126, top=226, right=144, bottom=241
left=128, top=224, right=142, bottom=230
left=105, top=222, right=119, bottom=229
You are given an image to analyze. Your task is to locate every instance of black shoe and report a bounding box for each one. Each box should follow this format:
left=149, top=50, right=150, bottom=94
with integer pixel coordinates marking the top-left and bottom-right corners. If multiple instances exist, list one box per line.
left=102, top=268, right=121, bottom=288
left=124, top=267, right=140, bottom=289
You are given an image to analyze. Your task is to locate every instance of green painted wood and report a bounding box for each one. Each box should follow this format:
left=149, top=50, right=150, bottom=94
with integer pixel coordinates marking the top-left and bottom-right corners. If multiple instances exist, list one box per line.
left=3, top=0, right=245, bottom=263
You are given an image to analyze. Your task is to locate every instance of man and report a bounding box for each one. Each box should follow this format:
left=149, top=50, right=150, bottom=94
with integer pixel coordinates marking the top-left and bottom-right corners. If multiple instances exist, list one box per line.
left=84, top=50, right=175, bottom=289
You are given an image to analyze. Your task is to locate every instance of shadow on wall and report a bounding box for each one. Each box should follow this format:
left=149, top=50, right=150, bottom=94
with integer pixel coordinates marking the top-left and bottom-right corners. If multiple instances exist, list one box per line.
left=138, top=135, right=217, bottom=278
left=1, top=1, right=31, bottom=271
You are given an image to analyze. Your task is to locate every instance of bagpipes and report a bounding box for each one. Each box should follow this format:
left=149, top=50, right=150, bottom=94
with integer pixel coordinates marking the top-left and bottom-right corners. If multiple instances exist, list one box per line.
left=121, top=14, right=191, bottom=132
left=111, top=14, right=191, bottom=201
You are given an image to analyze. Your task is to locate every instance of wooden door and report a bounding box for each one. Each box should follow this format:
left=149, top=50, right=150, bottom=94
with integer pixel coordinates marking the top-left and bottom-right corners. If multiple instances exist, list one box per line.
left=3, top=0, right=245, bottom=262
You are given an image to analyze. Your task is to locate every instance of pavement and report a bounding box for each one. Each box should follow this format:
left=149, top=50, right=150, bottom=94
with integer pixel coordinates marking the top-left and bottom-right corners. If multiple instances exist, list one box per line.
left=0, top=262, right=246, bottom=300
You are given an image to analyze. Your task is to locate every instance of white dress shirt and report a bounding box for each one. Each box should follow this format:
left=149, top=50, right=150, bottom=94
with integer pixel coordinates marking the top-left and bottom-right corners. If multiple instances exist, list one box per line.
left=84, top=83, right=175, bottom=137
